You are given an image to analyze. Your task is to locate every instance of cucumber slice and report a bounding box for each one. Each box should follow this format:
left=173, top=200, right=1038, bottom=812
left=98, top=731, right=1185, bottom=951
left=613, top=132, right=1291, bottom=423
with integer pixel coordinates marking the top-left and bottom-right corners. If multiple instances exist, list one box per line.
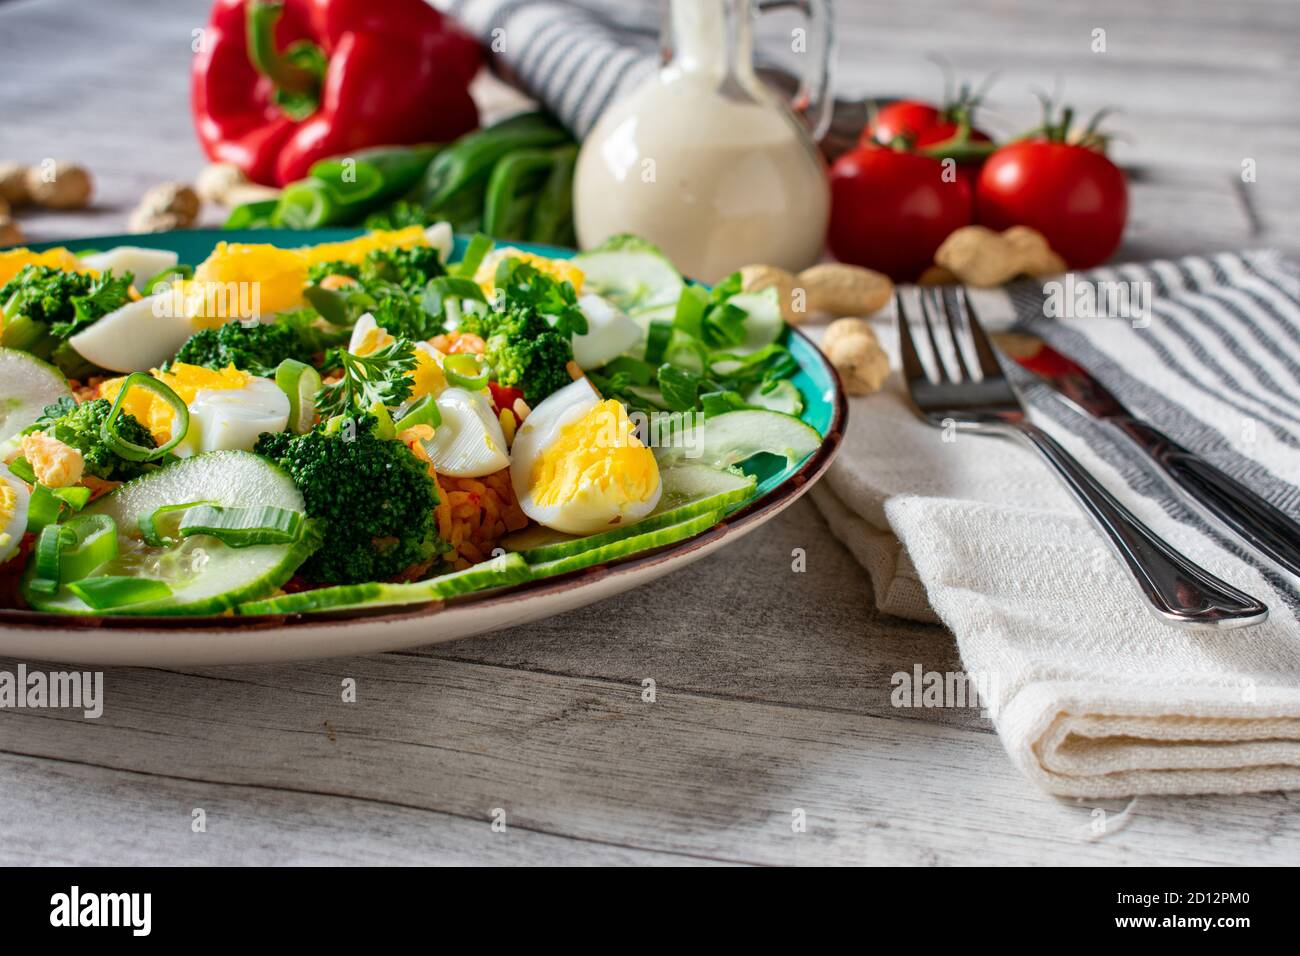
left=745, top=379, right=804, bottom=416
left=527, top=509, right=722, bottom=581
left=657, top=410, right=821, bottom=470
left=574, top=235, right=684, bottom=317
left=237, top=551, right=531, bottom=615
left=710, top=289, right=784, bottom=374
left=500, top=523, right=570, bottom=554
left=22, top=451, right=317, bottom=615
left=655, top=461, right=757, bottom=512
left=0, top=347, right=71, bottom=442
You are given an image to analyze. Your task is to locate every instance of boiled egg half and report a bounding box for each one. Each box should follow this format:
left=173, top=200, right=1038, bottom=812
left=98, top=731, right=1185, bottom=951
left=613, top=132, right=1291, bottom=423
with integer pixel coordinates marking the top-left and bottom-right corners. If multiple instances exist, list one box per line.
left=420, top=387, right=510, bottom=478
left=0, top=465, right=30, bottom=564
left=509, top=378, right=661, bottom=535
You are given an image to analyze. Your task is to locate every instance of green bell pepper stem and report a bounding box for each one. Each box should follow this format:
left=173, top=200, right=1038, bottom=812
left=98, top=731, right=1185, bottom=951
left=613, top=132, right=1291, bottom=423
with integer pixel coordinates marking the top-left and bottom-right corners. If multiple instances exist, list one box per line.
left=246, top=1, right=324, bottom=104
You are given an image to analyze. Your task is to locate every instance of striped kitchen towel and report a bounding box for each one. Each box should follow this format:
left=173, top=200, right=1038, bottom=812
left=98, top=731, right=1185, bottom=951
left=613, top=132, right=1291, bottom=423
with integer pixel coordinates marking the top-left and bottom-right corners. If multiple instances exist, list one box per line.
left=808, top=250, right=1300, bottom=797
left=434, top=0, right=660, bottom=137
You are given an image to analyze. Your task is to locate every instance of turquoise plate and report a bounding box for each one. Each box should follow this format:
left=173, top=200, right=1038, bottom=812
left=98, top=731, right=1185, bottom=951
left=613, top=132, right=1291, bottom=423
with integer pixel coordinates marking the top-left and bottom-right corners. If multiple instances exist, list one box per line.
left=0, top=229, right=845, bottom=663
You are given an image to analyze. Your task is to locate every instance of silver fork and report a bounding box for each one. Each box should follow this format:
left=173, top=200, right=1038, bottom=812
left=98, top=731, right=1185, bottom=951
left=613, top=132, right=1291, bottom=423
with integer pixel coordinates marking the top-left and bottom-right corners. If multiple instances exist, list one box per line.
left=896, top=287, right=1268, bottom=630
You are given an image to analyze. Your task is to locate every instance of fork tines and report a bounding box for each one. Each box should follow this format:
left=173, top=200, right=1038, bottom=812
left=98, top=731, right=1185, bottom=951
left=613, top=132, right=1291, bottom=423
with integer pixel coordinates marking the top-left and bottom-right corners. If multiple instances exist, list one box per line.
left=897, top=286, right=1003, bottom=386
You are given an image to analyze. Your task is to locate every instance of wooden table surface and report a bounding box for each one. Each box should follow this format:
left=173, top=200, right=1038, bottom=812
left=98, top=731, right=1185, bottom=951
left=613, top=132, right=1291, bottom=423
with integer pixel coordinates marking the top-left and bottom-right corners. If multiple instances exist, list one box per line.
left=1, top=0, right=1298, bottom=865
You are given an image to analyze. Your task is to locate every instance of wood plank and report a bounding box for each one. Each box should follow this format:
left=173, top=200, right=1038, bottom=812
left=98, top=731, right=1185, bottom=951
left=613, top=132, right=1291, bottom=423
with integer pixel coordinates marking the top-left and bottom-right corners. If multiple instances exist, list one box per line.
left=2, top=653, right=1298, bottom=865
left=0, top=752, right=707, bottom=865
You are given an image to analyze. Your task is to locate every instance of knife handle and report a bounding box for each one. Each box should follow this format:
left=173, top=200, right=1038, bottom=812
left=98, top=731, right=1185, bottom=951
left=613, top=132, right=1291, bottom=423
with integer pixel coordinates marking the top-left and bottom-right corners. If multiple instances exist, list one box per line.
left=1114, top=418, right=1300, bottom=578
left=1014, top=423, right=1268, bottom=629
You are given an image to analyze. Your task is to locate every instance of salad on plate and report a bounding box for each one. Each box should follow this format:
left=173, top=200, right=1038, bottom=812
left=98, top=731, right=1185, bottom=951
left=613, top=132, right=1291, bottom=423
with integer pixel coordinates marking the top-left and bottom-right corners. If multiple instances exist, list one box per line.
left=0, top=226, right=824, bottom=618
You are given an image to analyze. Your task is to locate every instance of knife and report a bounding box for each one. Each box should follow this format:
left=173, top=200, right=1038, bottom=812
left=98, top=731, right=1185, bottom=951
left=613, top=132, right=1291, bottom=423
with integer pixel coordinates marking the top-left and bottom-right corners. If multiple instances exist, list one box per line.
left=996, top=333, right=1300, bottom=579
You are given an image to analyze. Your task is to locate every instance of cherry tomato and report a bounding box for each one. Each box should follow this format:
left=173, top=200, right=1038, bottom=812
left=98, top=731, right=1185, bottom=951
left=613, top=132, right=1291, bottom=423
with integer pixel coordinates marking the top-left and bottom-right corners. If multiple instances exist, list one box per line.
left=863, top=101, right=994, bottom=191
left=828, top=145, right=973, bottom=281
left=865, top=101, right=993, bottom=151
left=976, top=141, right=1128, bottom=268
left=488, top=381, right=525, bottom=417
left=866, top=101, right=945, bottom=145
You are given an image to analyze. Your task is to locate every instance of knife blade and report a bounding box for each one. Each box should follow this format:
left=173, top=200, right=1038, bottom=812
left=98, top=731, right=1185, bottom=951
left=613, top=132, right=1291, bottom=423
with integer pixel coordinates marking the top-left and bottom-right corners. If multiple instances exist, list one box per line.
left=996, top=332, right=1300, bottom=579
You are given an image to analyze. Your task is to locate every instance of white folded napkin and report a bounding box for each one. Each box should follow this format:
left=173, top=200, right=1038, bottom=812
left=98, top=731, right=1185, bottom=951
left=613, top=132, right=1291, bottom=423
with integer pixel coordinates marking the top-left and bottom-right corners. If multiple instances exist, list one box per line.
left=810, top=251, right=1300, bottom=797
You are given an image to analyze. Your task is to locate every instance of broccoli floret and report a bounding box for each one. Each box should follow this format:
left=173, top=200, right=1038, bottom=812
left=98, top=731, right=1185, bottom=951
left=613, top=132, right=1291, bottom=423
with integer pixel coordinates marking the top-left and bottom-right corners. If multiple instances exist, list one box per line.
left=460, top=307, right=574, bottom=404
left=0, top=266, right=133, bottom=372
left=173, top=320, right=314, bottom=376
left=306, top=246, right=443, bottom=293
left=305, top=248, right=446, bottom=341
left=363, top=246, right=445, bottom=292
left=31, top=397, right=155, bottom=481
left=254, top=416, right=440, bottom=584
left=306, top=260, right=362, bottom=284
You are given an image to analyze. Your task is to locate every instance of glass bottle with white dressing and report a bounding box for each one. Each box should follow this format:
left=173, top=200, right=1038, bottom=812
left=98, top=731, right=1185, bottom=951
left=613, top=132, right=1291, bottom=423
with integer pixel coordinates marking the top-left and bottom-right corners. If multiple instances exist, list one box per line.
left=574, top=0, right=834, bottom=283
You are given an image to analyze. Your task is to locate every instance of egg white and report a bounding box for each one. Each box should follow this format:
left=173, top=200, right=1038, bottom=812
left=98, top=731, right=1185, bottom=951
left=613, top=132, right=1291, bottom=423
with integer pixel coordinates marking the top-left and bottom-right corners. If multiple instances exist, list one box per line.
left=68, top=294, right=195, bottom=373
left=420, top=387, right=510, bottom=478
left=79, top=246, right=179, bottom=285
left=572, top=294, right=641, bottom=370
left=183, top=378, right=289, bottom=455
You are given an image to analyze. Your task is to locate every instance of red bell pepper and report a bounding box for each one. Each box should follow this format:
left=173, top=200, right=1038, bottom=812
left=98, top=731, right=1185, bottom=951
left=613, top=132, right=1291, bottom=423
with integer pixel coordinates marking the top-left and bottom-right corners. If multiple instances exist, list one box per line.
left=192, top=0, right=482, bottom=187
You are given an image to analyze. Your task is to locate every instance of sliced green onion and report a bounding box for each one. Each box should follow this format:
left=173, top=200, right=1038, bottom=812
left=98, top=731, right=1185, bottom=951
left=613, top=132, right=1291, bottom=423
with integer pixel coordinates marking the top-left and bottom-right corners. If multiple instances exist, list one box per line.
left=444, top=353, right=489, bottom=390
left=602, top=355, right=656, bottom=386
left=28, top=524, right=64, bottom=594
left=6, top=456, right=36, bottom=484
left=141, top=265, right=194, bottom=296
left=26, top=483, right=63, bottom=533
left=139, top=500, right=217, bottom=547
left=644, top=319, right=674, bottom=365
left=223, top=198, right=279, bottom=230
left=302, top=284, right=353, bottom=325
left=51, top=485, right=92, bottom=511
left=177, top=504, right=304, bottom=547
left=309, top=159, right=384, bottom=205
left=368, top=402, right=396, bottom=440
left=102, top=373, right=188, bottom=461
left=455, top=233, right=493, bottom=278
left=68, top=575, right=172, bottom=610
left=273, top=178, right=333, bottom=229
left=0, top=314, right=46, bottom=351
left=393, top=394, right=440, bottom=432
left=59, top=514, right=118, bottom=583
left=274, top=358, right=321, bottom=434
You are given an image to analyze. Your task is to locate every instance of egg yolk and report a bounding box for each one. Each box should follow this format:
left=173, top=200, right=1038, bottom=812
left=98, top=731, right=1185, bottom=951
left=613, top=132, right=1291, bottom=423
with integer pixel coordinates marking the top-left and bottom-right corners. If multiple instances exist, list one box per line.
left=0, top=247, right=93, bottom=287
left=474, top=250, right=584, bottom=297
left=188, top=227, right=430, bottom=324
left=300, top=227, right=427, bottom=266
left=0, top=481, right=17, bottom=553
left=100, top=363, right=250, bottom=444
left=189, top=244, right=306, bottom=323
left=530, top=400, right=659, bottom=511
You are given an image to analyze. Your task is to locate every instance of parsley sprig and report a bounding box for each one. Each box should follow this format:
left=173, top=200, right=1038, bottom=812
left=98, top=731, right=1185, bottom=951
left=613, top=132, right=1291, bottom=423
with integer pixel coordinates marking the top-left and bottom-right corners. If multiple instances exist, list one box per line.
left=316, top=338, right=418, bottom=419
